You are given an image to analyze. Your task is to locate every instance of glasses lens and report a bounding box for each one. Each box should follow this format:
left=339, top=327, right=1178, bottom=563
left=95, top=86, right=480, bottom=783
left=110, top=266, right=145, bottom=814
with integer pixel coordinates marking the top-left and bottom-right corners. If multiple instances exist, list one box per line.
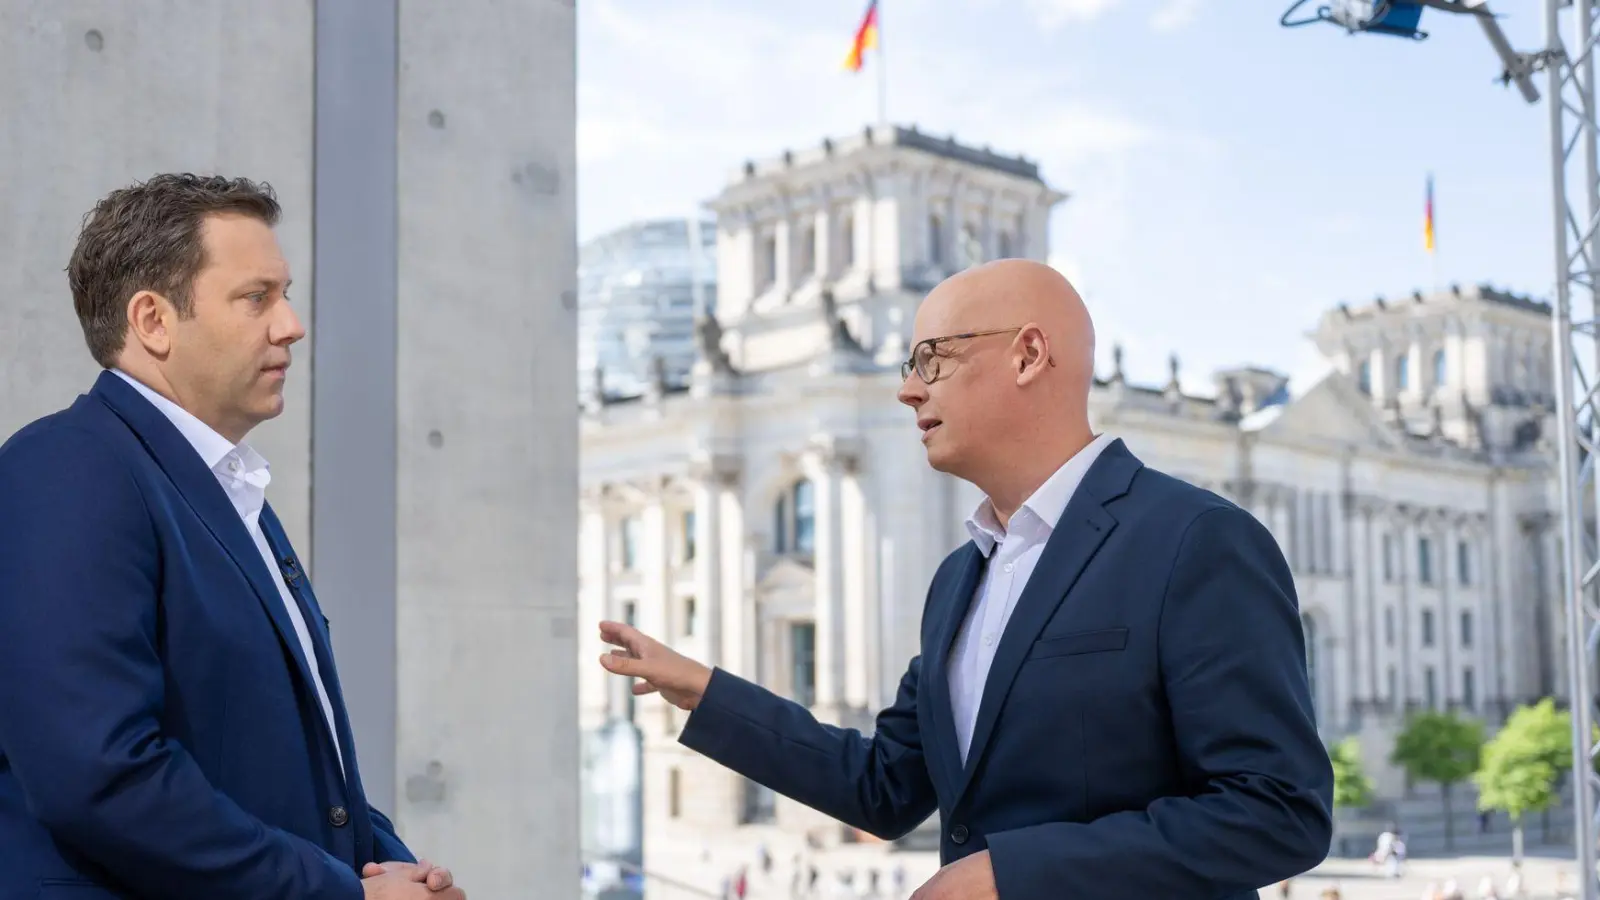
left=915, top=343, right=937, bottom=383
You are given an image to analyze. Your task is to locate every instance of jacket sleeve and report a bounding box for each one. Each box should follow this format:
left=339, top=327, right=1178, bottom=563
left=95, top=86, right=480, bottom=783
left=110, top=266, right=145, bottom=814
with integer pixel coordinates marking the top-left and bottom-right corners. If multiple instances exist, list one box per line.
left=370, top=807, right=416, bottom=865
left=985, top=505, right=1334, bottom=899
left=0, top=427, right=363, bottom=900
left=677, top=656, right=939, bottom=840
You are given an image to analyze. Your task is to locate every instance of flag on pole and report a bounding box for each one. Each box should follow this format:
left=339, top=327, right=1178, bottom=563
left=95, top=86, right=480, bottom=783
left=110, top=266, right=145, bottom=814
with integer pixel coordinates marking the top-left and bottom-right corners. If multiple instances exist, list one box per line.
left=1424, top=174, right=1436, bottom=254
left=843, top=0, right=880, bottom=72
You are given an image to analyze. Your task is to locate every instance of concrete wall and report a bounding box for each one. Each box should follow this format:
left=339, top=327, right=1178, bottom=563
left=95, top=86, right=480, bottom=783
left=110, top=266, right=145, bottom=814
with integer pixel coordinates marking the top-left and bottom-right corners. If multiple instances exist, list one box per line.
left=1, top=2, right=579, bottom=897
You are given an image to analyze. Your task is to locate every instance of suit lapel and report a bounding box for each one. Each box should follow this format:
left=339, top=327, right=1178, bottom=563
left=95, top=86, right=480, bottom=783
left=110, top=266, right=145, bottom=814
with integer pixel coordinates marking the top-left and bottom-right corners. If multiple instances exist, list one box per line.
left=90, top=372, right=324, bottom=713
left=260, top=505, right=367, bottom=795
left=952, top=439, right=1142, bottom=805
left=923, top=544, right=986, bottom=800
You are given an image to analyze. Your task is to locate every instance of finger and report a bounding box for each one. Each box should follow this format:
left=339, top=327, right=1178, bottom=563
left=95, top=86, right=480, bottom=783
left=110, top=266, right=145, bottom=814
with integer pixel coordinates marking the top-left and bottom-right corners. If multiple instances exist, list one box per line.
left=632, top=681, right=660, bottom=696
left=598, top=651, right=645, bottom=677
left=427, top=868, right=453, bottom=891
left=361, top=863, right=387, bottom=878
left=410, top=860, right=434, bottom=881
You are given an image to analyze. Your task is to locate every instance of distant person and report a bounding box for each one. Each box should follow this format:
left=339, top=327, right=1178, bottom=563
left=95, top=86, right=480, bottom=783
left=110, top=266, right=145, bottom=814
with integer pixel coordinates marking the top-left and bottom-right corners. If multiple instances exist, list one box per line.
left=598, top=259, right=1334, bottom=898
left=0, top=175, right=459, bottom=898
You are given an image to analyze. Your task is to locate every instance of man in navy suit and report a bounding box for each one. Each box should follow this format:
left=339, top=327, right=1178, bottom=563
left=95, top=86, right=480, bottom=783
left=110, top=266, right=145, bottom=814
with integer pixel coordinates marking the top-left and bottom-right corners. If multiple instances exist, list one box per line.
left=0, top=175, right=463, bottom=899
left=598, top=260, right=1333, bottom=899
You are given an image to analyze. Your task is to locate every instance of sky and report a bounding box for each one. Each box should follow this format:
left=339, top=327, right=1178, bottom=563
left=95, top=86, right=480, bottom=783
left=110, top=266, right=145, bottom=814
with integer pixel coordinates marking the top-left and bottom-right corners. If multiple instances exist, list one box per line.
left=576, top=0, right=1556, bottom=395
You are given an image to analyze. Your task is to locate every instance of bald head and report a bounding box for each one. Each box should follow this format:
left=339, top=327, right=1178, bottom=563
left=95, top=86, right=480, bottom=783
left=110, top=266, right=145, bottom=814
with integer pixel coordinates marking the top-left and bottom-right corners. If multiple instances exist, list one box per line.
left=915, top=258, right=1096, bottom=396
left=897, top=259, right=1100, bottom=519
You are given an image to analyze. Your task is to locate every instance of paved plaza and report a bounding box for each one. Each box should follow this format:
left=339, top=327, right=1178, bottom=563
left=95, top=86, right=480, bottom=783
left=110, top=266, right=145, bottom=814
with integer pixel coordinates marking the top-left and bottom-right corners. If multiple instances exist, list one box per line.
left=634, top=824, right=1587, bottom=899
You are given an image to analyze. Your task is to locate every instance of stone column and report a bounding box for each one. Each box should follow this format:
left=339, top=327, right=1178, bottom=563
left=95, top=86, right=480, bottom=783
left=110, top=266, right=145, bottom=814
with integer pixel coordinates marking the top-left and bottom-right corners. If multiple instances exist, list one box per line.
left=812, top=205, right=833, bottom=281
left=637, top=482, right=674, bottom=735
left=804, top=438, right=856, bottom=719
left=579, top=487, right=622, bottom=723
left=1434, top=511, right=1454, bottom=708
left=688, top=454, right=739, bottom=669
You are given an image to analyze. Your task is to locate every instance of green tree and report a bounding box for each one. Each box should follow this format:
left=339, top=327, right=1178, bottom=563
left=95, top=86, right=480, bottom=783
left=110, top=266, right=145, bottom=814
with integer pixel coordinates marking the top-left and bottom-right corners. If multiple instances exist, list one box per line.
left=1475, top=697, right=1599, bottom=864
left=1330, top=736, right=1374, bottom=810
left=1390, top=710, right=1485, bottom=850
left=1475, top=738, right=1557, bottom=868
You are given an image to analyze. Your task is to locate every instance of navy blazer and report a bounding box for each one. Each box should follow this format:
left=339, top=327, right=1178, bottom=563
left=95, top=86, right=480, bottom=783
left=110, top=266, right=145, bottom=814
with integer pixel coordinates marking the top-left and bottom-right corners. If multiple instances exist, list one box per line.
left=679, top=439, right=1333, bottom=899
left=0, top=371, right=413, bottom=900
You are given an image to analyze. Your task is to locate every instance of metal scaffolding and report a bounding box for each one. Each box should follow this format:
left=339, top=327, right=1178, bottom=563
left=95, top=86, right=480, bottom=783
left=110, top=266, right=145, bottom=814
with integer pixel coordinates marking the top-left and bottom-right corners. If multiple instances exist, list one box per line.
left=1281, top=1, right=1600, bottom=894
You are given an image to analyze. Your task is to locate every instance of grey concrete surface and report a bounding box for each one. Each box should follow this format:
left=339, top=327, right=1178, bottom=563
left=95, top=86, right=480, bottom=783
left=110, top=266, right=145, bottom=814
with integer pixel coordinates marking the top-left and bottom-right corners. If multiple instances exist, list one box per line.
left=1, top=1, right=579, bottom=896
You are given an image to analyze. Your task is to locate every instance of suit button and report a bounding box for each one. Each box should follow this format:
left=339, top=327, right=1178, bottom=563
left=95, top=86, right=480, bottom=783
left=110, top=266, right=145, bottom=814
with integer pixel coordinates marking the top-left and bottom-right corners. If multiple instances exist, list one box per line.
left=329, top=806, right=349, bottom=827
left=950, top=824, right=969, bottom=845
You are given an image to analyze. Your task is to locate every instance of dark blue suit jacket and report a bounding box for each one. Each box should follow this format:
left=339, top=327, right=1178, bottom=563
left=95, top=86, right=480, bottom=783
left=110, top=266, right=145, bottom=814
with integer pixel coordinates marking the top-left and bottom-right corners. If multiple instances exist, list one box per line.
left=0, top=371, right=414, bottom=900
left=679, top=439, right=1333, bottom=899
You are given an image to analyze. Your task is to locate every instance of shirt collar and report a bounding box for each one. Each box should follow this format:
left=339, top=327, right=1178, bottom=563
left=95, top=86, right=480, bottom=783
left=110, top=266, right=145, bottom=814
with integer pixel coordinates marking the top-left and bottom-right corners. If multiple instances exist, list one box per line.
left=111, top=369, right=268, bottom=481
left=964, top=433, right=1116, bottom=557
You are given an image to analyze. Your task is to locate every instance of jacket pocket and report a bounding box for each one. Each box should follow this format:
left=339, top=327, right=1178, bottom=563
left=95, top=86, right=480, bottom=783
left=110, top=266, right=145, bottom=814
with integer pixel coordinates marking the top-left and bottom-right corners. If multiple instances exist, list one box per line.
left=37, top=880, right=127, bottom=900
left=1027, top=627, right=1128, bottom=659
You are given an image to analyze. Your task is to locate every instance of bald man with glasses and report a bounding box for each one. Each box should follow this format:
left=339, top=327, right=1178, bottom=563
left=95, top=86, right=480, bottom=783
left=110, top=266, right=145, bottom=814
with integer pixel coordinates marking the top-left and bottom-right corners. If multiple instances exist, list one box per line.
left=599, top=260, right=1333, bottom=900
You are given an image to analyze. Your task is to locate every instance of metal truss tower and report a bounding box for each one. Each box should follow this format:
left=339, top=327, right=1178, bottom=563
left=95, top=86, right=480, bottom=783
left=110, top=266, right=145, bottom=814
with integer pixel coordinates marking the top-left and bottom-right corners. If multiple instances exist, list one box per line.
left=1543, top=0, right=1600, bottom=894
left=1282, top=1, right=1600, bottom=894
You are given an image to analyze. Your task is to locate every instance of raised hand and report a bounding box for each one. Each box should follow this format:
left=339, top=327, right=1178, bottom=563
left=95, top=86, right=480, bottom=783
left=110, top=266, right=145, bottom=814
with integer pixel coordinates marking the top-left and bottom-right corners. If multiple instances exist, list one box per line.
left=597, top=620, right=713, bottom=711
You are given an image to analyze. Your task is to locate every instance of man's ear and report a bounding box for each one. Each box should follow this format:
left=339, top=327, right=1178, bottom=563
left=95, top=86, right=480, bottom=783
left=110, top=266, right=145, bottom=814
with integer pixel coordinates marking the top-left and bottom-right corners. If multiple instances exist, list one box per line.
left=126, top=290, right=175, bottom=358
left=1015, top=324, right=1052, bottom=384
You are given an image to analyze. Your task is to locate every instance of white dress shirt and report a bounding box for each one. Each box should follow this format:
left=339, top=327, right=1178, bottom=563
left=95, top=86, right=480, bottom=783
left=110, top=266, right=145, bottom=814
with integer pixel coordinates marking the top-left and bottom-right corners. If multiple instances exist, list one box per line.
left=113, top=369, right=344, bottom=774
left=948, top=432, right=1115, bottom=765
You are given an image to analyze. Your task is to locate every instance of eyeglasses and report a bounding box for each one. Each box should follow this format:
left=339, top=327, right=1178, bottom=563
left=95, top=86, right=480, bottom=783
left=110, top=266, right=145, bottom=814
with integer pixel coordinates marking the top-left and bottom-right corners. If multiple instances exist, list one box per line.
left=900, top=328, right=1023, bottom=383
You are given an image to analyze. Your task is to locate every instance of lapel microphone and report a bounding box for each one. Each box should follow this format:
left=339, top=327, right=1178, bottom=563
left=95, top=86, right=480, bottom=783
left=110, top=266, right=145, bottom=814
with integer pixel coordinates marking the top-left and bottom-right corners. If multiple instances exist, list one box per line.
left=280, top=556, right=305, bottom=588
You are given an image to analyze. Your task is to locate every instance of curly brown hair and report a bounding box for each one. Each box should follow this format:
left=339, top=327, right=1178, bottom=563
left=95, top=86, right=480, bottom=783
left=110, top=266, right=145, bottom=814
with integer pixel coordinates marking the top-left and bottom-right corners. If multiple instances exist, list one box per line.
left=67, top=174, right=281, bottom=367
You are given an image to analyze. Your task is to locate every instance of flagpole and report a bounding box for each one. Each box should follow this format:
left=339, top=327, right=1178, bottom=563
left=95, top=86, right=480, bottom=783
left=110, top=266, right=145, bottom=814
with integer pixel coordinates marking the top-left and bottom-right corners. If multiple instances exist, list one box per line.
left=876, top=0, right=888, bottom=128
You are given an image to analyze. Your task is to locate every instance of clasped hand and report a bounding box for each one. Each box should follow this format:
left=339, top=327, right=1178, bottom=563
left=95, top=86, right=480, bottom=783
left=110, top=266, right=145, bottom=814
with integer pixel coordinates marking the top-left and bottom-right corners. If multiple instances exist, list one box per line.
left=362, top=859, right=464, bottom=898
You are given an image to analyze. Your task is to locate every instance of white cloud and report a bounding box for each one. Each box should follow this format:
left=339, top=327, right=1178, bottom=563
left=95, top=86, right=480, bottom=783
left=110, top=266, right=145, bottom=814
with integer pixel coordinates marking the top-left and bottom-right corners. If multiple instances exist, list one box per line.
left=1024, top=0, right=1124, bottom=30
left=1150, top=0, right=1204, bottom=33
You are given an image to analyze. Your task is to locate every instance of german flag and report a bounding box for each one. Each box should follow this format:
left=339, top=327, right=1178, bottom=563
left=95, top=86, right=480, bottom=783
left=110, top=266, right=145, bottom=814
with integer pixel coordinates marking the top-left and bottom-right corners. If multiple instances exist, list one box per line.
left=843, top=0, right=879, bottom=72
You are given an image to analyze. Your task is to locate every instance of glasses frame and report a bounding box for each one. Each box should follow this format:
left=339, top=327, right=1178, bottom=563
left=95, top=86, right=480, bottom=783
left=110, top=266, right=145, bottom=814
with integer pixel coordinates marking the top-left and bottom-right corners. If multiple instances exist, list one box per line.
left=899, top=327, right=1023, bottom=383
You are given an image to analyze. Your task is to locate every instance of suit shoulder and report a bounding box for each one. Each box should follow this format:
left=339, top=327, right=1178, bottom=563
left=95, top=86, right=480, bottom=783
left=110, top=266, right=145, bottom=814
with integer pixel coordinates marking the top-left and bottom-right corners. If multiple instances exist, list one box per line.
left=0, top=408, right=140, bottom=495
left=1131, top=464, right=1243, bottom=521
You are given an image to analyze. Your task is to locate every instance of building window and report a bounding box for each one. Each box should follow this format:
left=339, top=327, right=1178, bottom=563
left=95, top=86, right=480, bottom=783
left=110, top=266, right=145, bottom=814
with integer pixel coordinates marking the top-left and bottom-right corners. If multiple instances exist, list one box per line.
left=798, top=224, right=816, bottom=278
left=1433, top=348, right=1447, bottom=388
left=620, top=516, right=640, bottom=571
left=1385, top=606, right=1395, bottom=646
left=1302, top=613, right=1318, bottom=721
left=1457, top=540, right=1470, bottom=585
left=1396, top=354, right=1410, bottom=391
left=1383, top=533, right=1394, bottom=582
left=1463, top=667, right=1476, bottom=711
left=790, top=621, right=816, bottom=708
left=623, top=601, right=638, bottom=720
left=1460, top=610, right=1473, bottom=648
left=682, top=509, right=696, bottom=562
left=929, top=214, right=944, bottom=266
left=1418, top=537, right=1433, bottom=585
left=758, top=233, right=777, bottom=289
left=1387, top=665, right=1398, bottom=704
left=683, top=596, right=697, bottom=637
left=1421, top=608, right=1435, bottom=647
left=1425, top=666, right=1438, bottom=710
left=841, top=213, right=855, bottom=267
left=1358, top=358, right=1372, bottom=394
left=775, top=479, right=816, bottom=555
left=773, top=494, right=786, bottom=553
left=669, top=767, right=682, bottom=818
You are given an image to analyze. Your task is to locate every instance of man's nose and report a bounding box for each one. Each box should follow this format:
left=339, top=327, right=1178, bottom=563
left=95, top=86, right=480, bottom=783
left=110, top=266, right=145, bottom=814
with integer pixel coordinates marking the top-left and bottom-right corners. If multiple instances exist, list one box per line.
left=896, top=376, right=925, bottom=407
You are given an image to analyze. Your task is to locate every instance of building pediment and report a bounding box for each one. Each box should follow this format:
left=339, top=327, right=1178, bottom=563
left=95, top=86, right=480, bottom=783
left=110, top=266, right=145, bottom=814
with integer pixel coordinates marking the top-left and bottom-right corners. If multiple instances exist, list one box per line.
left=1254, top=372, right=1403, bottom=452
left=758, top=556, right=815, bottom=591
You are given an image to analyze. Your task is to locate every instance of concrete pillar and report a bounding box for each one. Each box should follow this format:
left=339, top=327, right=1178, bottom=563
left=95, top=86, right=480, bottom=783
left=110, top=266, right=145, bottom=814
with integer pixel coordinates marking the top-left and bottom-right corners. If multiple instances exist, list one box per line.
left=2, top=2, right=579, bottom=897
left=805, top=442, right=851, bottom=717
left=690, top=456, right=738, bottom=669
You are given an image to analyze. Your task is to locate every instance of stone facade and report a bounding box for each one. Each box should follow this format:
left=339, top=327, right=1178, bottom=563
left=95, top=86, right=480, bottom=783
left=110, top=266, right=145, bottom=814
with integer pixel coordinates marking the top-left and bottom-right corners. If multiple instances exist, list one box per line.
left=578, top=126, right=1563, bottom=841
